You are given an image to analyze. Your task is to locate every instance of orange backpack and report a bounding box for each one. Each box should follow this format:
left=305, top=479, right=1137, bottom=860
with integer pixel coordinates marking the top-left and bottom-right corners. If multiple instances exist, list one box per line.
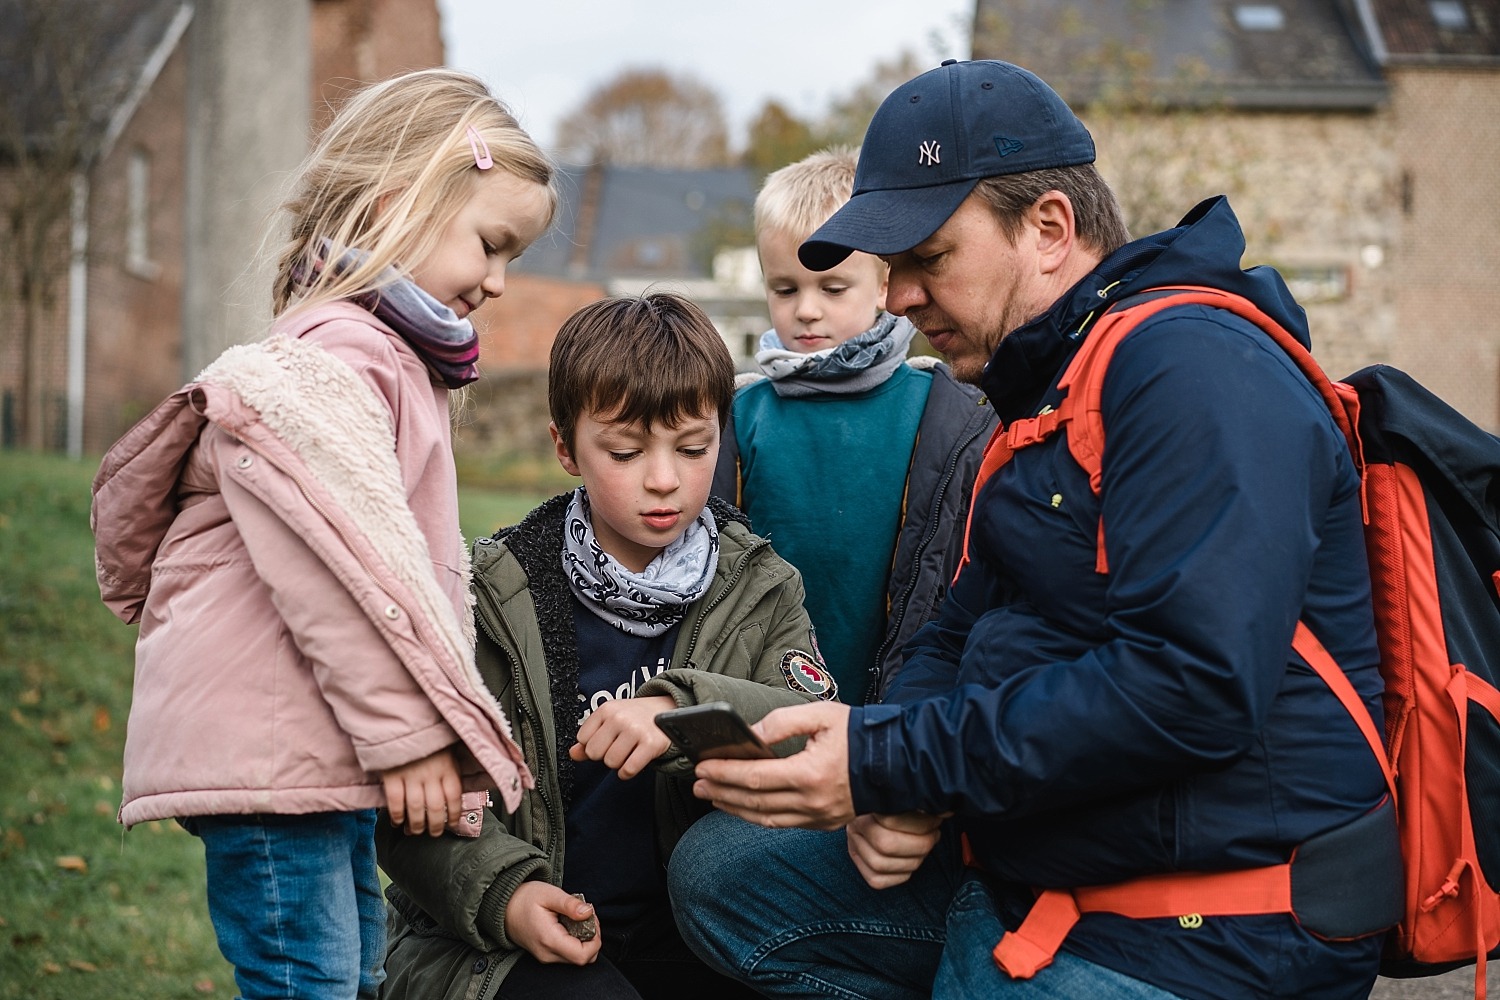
left=965, top=286, right=1500, bottom=997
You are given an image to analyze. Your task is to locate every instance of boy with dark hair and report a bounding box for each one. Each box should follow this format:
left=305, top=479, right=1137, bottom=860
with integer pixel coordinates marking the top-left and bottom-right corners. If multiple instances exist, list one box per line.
left=378, top=292, right=831, bottom=1000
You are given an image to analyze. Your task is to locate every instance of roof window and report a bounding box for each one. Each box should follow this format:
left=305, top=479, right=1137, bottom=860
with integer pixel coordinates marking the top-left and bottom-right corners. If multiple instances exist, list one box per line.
left=1234, top=4, right=1286, bottom=30
left=1429, top=1, right=1471, bottom=30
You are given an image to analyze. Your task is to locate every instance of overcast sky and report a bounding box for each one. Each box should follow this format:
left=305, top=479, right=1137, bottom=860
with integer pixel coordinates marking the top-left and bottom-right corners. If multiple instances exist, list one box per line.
left=435, top=0, right=973, bottom=156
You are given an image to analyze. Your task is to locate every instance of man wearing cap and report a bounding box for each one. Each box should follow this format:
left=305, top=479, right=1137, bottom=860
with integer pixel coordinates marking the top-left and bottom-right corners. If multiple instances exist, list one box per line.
left=668, top=59, right=1394, bottom=1000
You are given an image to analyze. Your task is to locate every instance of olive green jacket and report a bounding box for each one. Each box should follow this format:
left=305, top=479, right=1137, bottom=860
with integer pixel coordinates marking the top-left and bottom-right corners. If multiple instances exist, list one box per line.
left=377, top=494, right=824, bottom=999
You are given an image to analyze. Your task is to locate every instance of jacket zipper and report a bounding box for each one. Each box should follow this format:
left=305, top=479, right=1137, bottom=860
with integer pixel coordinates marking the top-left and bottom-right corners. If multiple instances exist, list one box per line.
left=471, top=578, right=564, bottom=1000
left=866, top=411, right=992, bottom=704
left=474, top=586, right=562, bottom=871
left=682, top=535, right=770, bottom=664
left=222, top=424, right=527, bottom=762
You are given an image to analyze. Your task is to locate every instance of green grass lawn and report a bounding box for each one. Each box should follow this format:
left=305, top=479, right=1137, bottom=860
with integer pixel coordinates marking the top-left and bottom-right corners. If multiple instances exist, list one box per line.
left=0, top=450, right=553, bottom=998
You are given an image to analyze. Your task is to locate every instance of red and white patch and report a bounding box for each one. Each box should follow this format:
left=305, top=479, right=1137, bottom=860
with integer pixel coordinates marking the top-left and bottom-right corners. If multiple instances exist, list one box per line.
left=780, top=649, right=837, bottom=700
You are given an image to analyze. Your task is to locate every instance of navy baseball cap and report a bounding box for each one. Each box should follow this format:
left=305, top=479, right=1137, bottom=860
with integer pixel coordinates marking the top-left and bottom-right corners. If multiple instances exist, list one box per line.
left=800, top=59, right=1096, bottom=271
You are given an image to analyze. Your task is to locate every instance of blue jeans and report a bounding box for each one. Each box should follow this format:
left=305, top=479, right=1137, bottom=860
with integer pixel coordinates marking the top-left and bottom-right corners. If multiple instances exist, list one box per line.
left=934, top=877, right=1185, bottom=999
left=667, top=811, right=963, bottom=1000
left=188, top=810, right=385, bottom=1000
left=669, top=812, right=1187, bottom=1000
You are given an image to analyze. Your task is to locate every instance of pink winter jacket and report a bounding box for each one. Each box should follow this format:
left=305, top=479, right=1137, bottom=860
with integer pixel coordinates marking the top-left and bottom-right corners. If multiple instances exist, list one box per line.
left=92, top=302, right=531, bottom=826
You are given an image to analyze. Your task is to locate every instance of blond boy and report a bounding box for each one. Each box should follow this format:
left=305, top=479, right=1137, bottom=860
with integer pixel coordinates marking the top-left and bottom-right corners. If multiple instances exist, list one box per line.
left=712, top=148, right=997, bottom=705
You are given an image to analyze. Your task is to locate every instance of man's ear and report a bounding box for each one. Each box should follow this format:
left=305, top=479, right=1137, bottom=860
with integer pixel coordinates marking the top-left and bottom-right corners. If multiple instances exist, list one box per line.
left=550, top=422, right=581, bottom=477
left=1030, top=190, right=1077, bottom=276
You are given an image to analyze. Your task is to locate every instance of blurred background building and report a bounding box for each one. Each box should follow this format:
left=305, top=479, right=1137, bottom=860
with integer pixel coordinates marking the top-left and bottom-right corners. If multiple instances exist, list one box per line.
left=1, top=0, right=1497, bottom=466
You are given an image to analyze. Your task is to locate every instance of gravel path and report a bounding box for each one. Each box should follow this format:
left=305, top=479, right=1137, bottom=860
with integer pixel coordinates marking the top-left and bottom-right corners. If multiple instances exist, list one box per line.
left=1370, top=965, right=1495, bottom=998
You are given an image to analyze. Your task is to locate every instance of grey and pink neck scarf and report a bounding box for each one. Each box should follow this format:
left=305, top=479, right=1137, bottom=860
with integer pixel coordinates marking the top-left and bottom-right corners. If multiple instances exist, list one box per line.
left=295, top=243, right=480, bottom=389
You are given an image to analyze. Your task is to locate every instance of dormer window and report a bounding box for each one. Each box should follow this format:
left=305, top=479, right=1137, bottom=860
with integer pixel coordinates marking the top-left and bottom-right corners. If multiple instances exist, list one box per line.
left=1430, top=0, right=1470, bottom=30
left=1234, top=4, right=1286, bottom=30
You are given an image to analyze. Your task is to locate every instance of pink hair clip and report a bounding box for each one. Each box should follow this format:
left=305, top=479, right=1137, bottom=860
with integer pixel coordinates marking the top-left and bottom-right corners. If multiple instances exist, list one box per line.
left=465, top=125, right=493, bottom=170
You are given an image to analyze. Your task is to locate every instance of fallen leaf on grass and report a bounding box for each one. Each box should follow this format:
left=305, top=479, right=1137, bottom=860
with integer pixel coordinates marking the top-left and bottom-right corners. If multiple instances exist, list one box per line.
left=41, top=961, right=62, bottom=974
left=194, top=978, right=216, bottom=993
left=19, top=688, right=40, bottom=706
left=9, top=708, right=29, bottom=729
left=54, top=855, right=87, bottom=873
left=68, top=959, right=97, bottom=972
left=92, top=706, right=110, bottom=732
left=39, top=718, right=71, bottom=746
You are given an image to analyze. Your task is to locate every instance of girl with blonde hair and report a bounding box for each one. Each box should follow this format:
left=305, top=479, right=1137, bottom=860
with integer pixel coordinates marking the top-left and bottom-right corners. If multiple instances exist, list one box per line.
left=93, top=68, right=556, bottom=999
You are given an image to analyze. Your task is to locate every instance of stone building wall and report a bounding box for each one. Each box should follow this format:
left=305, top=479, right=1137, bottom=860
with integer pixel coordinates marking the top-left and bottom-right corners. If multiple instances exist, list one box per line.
left=1088, top=106, right=1402, bottom=391
left=1071, top=85, right=1500, bottom=429
left=1385, top=66, right=1500, bottom=428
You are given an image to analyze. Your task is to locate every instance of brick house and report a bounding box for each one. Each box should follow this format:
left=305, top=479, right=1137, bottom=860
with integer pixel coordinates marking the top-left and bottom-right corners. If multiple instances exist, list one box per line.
left=972, top=0, right=1500, bottom=427
left=0, top=0, right=446, bottom=456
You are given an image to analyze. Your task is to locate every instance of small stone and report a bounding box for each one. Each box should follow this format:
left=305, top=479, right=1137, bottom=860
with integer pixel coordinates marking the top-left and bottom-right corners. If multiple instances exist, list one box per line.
left=557, top=892, right=597, bottom=941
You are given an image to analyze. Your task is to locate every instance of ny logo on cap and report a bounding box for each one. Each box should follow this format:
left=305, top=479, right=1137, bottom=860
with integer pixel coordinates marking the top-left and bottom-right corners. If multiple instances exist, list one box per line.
left=918, top=141, right=941, bottom=167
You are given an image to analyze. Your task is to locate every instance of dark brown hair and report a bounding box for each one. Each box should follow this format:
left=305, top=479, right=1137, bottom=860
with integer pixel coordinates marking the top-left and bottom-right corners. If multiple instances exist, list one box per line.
left=548, top=292, right=735, bottom=450
left=973, top=163, right=1130, bottom=256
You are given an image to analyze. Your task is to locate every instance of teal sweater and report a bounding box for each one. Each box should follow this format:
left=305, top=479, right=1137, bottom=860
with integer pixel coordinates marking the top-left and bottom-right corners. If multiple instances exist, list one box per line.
left=726, top=363, right=931, bottom=701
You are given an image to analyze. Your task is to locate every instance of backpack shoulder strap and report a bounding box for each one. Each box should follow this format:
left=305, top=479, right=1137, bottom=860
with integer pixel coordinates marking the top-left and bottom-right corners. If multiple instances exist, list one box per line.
left=955, top=284, right=1364, bottom=579
left=1064, top=285, right=1363, bottom=571
left=1072, top=284, right=1358, bottom=480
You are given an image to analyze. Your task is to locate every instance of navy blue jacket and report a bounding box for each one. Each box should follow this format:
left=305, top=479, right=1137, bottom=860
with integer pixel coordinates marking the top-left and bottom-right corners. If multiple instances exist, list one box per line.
left=847, top=198, right=1388, bottom=1000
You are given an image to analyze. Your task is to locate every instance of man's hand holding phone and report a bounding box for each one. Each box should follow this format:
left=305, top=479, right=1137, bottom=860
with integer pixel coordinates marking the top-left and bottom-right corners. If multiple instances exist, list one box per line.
left=690, top=700, right=855, bottom=830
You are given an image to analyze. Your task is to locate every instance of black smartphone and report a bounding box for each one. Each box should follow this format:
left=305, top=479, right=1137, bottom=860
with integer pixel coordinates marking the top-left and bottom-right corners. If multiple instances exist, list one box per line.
left=654, top=701, right=774, bottom=762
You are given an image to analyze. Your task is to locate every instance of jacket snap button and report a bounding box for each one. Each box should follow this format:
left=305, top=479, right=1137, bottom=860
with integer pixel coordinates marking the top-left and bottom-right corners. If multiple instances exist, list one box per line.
left=471, top=957, right=488, bottom=973
left=237, top=455, right=252, bottom=469
left=383, top=605, right=400, bottom=620
left=465, top=811, right=479, bottom=824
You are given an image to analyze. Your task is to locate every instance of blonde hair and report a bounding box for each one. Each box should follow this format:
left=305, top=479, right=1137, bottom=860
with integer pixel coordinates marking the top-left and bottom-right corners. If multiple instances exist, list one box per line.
left=271, top=68, right=557, bottom=315
left=753, top=146, right=859, bottom=243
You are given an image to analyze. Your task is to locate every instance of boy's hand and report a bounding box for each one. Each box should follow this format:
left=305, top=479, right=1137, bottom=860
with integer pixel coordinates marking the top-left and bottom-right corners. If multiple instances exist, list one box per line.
left=506, top=881, right=601, bottom=965
left=569, top=695, right=675, bottom=779
left=381, top=745, right=462, bottom=837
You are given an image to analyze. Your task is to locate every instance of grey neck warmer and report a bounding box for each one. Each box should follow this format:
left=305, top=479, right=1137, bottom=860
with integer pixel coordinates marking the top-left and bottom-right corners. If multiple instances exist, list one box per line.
left=754, top=312, right=917, bottom=398
left=561, top=488, right=719, bottom=637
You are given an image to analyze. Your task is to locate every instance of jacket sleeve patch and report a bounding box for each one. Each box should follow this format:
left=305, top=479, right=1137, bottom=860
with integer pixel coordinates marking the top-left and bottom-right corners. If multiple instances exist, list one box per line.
left=780, top=650, right=837, bottom=700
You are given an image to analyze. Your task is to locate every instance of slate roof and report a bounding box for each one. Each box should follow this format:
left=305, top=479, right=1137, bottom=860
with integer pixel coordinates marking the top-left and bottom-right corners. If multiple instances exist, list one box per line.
left=516, top=162, right=757, bottom=282
left=972, top=0, right=1388, bottom=109
left=1363, top=0, right=1500, bottom=60
left=0, top=0, right=188, bottom=162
